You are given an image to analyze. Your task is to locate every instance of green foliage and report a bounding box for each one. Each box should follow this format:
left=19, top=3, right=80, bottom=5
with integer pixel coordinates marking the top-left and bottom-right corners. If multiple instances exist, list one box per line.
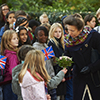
left=4, top=0, right=100, bottom=23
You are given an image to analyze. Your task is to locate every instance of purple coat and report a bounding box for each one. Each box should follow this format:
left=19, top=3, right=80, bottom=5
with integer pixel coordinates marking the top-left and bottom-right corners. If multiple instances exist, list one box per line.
left=4, top=49, right=20, bottom=83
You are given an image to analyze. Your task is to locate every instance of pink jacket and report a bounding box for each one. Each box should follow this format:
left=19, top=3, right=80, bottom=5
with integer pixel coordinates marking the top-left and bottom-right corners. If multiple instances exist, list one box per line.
left=4, top=49, right=20, bottom=82
left=20, top=70, right=47, bottom=100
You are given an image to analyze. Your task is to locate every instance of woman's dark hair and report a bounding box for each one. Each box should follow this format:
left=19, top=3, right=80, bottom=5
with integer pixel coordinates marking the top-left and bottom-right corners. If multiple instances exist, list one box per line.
left=5, top=11, right=15, bottom=19
left=0, top=3, right=9, bottom=21
left=4, top=11, right=15, bottom=31
left=15, top=17, right=28, bottom=28
left=17, top=45, right=35, bottom=61
left=32, top=26, right=48, bottom=44
left=15, top=26, right=31, bottom=47
left=63, top=13, right=84, bottom=31
left=84, top=14, right=95, bottom=25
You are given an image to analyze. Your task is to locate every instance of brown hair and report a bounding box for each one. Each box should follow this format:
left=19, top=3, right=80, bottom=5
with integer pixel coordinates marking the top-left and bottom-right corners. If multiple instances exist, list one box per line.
left=0, top=3, right=9, bottom=21
left=15, top=10, right=27, bottom=19
left=17, top=45, right=35, bottom=61
left=84, top=14, right=95, bottom=25
left=63, top=13, right=84, bottom=31
left=1, top=30, right=18, bottom=55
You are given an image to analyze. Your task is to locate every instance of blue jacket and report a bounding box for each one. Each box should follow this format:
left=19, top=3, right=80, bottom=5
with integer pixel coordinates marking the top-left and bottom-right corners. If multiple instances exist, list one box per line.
left=0, top=26, right=4, bottom=43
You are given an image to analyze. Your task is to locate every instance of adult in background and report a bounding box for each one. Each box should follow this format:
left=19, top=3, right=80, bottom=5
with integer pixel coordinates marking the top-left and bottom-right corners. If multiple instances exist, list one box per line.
left=84, top=14, right=96, bottom=30
left=0, top=3, right=10, bottom=29
left=84, top=14, right=100, bottom=63
left=63, top=13, right=100, bottom=100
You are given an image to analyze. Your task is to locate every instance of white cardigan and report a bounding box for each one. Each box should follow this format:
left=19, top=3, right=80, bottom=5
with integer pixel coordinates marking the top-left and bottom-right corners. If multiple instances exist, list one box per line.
left=20, top=71, right=47, bottom=100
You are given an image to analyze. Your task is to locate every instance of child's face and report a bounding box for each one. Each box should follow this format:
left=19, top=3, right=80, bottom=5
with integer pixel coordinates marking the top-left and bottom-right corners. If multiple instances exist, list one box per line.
left=41, top=17, right=49, bottom=24
left=7, top=13, right=16, bottom=24
left=10, top=33, right=18, bottom=48
left=19, top=29, right=27, bottom=44
left=36, top=30, right=47, bottom=43
left=53, top=27, right=62, bottom=39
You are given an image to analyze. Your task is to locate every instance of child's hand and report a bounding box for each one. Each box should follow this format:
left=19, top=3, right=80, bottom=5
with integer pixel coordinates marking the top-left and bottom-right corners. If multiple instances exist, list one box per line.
left=62, top=78, right=66, bottom=82
left=62, top=68, right=68, bottom=74
left=46, top=94, right=51, bottom=100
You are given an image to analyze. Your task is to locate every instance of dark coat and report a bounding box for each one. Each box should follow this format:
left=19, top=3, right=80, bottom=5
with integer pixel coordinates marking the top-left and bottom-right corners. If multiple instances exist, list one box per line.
left=65, top=31, right=100, bottom=100
left=48, top=38, right=66, bottom=95
left=0, top=20, right=5, bottom=29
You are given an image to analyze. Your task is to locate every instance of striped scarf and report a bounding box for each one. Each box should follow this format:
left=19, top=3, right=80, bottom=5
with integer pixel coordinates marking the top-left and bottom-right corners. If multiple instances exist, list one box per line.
left=64, top=27, right=92, bottom=47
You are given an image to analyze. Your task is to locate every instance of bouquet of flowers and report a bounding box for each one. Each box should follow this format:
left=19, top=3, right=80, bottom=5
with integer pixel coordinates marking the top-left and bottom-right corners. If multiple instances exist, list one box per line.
left=56, top=56, right=74, bottom=69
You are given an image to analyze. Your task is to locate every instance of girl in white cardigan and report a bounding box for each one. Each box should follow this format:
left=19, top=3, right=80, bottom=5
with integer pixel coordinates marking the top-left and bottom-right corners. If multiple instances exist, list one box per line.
left=18, top=50, right=51, bottom=100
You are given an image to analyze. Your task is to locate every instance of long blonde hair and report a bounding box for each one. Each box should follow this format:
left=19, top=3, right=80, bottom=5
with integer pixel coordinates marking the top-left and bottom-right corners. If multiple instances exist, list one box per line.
left=19, top=50, right=50, bottom=84
left=49, top=23, right=65, bottom=49
left=1, top=30, right=18, bottom=55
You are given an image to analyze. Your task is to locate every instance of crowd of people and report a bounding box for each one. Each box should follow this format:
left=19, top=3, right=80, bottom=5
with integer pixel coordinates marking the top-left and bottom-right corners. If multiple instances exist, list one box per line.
left=0, top=3, right=100, bottom=100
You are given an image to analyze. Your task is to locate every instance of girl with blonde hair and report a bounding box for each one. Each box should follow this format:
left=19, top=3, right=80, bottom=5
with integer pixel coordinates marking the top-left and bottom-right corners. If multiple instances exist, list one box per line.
left=49, top=23, right=64, bottom=50
left=19, top=50, right=51, bottom=100
left=1, top=30, right=20, bottom=100
left=48, top=22, right=66, bottom=100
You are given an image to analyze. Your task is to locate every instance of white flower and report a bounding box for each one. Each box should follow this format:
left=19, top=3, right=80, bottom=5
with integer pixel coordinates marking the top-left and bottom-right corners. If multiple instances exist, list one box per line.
left=60, top=56, right=72, bottom=60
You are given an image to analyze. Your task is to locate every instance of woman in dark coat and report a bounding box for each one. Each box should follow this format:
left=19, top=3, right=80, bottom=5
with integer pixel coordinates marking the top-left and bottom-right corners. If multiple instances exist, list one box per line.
left=63, top=13, right=100, bottom=100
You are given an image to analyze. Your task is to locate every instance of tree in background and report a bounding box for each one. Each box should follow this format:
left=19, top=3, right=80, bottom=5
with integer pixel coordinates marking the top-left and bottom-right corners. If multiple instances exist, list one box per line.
left=0, top=0, right=100, bottom=24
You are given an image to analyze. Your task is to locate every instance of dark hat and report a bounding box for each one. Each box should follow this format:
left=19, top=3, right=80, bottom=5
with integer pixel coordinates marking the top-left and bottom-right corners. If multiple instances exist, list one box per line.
left=15, top=17, right=28, bottom=28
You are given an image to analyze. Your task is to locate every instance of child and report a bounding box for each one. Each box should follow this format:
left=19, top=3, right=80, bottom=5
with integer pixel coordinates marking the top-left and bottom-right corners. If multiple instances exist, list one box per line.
left=18, top=50, right=51, bottom=100
left=1, top=30, right=20, bottom=100
left=15, top=17, right=33, bottom=42
left=15, top=10, right=27, bottom=19
left=40, top=22, right=51, bottom=32
left=39, top=12, right=49, bottom=24
left=12, top=45, right=68, bottom=100
left=29, top=19, right=40, bottom=35
left=33, top=26, right=57, bottom=100
left=48, top=23, right=73, bottom=100
left=15, top=26, right=31, bottom=47
left=12, top=45, right=35, bottom=100
left=0, top=11, right=16, bottom=43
